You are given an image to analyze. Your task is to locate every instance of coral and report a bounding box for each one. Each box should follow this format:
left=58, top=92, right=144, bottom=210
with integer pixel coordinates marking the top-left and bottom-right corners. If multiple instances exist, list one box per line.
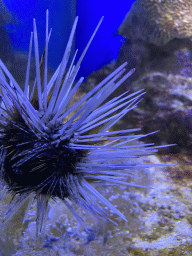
left=119, top=0, right=192, bottom=46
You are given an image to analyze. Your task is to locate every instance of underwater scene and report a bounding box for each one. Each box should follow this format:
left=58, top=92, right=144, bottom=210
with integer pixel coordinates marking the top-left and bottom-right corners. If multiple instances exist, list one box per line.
left=0, top=0, right=192, bottom=255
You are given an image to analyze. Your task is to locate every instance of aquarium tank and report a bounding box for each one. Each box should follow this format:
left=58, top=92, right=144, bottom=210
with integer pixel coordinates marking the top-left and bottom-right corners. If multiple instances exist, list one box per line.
left=1, top=1, right=189, bottom=256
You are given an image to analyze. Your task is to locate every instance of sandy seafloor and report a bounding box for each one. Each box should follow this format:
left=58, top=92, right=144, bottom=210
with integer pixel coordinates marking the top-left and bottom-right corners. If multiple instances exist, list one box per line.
left=0, top=150, right=192, bottom=255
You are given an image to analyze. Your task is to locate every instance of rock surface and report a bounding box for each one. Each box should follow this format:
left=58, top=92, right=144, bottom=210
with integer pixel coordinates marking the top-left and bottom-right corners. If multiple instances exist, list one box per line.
left=115, top=0, right=192, bottom=153
left=1, top=153, right=192, bottom=255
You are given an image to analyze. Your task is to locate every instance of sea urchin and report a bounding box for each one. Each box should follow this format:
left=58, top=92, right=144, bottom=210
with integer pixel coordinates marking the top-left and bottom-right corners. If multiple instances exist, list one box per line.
left=0, top=11, right=164, bottom=236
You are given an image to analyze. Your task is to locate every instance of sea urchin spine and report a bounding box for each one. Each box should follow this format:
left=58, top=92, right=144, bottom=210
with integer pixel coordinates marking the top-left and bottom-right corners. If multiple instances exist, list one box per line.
left=0, top=10, right=167, bottom=236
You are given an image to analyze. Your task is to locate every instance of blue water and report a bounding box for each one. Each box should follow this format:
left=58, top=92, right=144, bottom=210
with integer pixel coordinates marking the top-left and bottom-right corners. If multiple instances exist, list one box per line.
left=76, top=0, right=133, bottom=77
left=4, top=0, right=134, bottom=78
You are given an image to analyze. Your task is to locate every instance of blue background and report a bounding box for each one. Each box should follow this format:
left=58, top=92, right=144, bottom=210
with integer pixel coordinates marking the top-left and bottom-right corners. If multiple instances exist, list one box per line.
left=4, top=0, right=134, bottom=78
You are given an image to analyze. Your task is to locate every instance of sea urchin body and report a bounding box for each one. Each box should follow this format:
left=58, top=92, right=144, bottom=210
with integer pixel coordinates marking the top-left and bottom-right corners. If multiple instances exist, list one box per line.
left=0, top=11, right=165, bottom=236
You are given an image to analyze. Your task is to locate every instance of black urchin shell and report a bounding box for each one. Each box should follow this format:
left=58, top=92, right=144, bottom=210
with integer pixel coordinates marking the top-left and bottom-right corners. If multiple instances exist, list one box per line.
left=1, top=111, right=87, bottom=198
